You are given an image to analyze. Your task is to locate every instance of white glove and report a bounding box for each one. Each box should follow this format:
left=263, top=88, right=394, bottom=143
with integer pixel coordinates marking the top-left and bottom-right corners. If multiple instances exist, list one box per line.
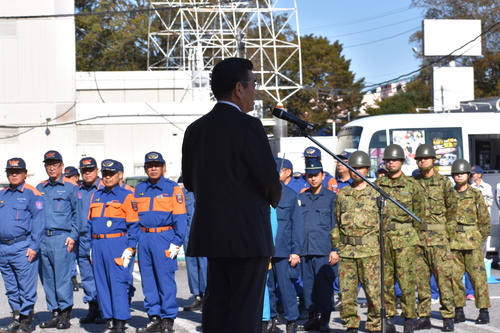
left=121, top=248, right=134, bottom=268
left=168, top=243, right=181, bottom=259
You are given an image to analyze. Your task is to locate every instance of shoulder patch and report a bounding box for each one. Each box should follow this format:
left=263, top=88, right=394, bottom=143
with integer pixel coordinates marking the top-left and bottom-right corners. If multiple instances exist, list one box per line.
left=36, top=201, right=44, bottom=210
left=176, top=193, right=183, bottom=204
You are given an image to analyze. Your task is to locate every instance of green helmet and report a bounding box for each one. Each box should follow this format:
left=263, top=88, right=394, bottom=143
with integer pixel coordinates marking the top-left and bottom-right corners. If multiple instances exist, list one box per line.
left=415, top=144, right=436, bottom=159
left=348, top=151, right=371, bottom=168
left=451, top=159, right=471, bottom=173
left=383, top=144, right=405, bottom=160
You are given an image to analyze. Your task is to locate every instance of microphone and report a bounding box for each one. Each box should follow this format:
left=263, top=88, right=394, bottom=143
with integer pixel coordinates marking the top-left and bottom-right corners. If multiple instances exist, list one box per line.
left=272, top=108, right=315, bottom=132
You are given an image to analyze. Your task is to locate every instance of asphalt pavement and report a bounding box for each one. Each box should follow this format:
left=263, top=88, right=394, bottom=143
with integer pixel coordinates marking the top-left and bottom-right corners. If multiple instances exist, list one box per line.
left=1, top=261, right=500, bottom=333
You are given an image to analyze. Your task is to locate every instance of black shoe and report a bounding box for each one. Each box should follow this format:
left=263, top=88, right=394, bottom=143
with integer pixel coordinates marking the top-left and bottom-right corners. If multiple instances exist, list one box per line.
left=40, top=309, right=62, bottom=329
left=298, top=312, right=320, bottom=331
left=0, top=310, right=21, bottom=332
left=286, top=321, right=297, bottom=333
left=102, top=319, right=116, bottom=333
left=319, top=312, right=331, bottom=332
left=114, top=319, right=127, bottom=333
left=72, top=276, right=79, bottom=292
left=136, top=316, right=162, bottom=333
left=16, top=311, right=34, bottom=333
left=415, top=317, right=431, bottom=330
left=334, top=299, right=342, bottom=311
left=56, top=306, right=72, bottom=329
left=80, top=301, right=100, bottom=324
left=475, top=309, right=489, bottom=325
left=268, top=317, right=278, bottom=333
left=183, top=295, right=203, bottom=311
left=396, top=297, right=402, bottom=309
left=346, top=328, right=358, bottom=333
left=404, top=318, right=414, bottom=333
left=262, top=321, right=269, bottom=333
left=161, top=318, right=174, bottom=333
left=386, top=317, right=396, bottom=333
left=454, top=307, right=465, bottom=323
left=442, top=318, right=454, bottom=332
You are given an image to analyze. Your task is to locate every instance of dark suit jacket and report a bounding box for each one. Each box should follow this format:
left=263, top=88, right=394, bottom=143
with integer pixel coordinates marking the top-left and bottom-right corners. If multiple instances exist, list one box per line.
left=181, top=102, right=282, bottom=258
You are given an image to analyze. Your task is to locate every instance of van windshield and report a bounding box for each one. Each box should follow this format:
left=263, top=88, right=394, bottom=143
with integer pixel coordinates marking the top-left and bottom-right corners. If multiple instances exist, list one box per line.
left=336, top=126, right=362, bottom=153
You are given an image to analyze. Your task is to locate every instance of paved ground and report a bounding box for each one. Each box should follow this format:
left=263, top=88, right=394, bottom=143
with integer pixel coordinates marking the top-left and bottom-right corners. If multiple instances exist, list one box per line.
left=1, top=261, right=500, bottom=332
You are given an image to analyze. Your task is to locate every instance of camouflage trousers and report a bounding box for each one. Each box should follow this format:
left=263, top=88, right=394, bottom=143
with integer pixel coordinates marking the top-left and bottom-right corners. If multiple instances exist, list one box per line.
left=339, top=256, right=381, bottom=331
left=415, top=244, right=454, bottom=318
left=384, top=240, right=417, bottom=318
left=451, top=249, right=491, bottom=309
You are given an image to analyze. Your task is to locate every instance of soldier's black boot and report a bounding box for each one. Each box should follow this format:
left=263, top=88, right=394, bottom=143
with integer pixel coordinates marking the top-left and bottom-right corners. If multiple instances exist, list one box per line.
left=403, top=318, right=414, bottom=333
left=40, top=309, right=61, bottom=328
left=286, top=321, right=297, bottom=333
left=136, top=316, right=162, bottom=333
left=319, top=312, right=331, bottom=332
left=0, top=310, right=21, bottom=332
left=453, top=307, right=465, bottom=323
left=16, top=311, right=34, bottom=333
left=80, top=301, right=100, bottom=324
left=102, top=319, right=116, bottom=333
left=386, top=317, right=396, bottom=333
left=475, top=309, right=489, bottom=325
left=298, top=312, right=320, bottom=331
left=442, top=318, right=454, bottom=332
left=415, top=316, right=431, bottom=330
left=56, top=306, right=72, bottom=329
left=114, top=320, right=127, bottom=333
left=161, top=318, right=174, bottom=333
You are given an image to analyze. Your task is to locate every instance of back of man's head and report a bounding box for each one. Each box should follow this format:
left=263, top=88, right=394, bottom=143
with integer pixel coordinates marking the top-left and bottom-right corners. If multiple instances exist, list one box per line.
left=211, top=58, right=253, bottom=100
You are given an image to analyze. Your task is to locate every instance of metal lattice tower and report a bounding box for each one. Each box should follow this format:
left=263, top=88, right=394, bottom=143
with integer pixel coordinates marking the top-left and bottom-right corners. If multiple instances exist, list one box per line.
left=147, top=0, right=302, bottom=104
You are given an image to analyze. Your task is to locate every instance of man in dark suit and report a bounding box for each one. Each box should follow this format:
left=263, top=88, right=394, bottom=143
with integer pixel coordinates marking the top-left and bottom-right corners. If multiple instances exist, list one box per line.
left=181, top=57, right=282, bottom=333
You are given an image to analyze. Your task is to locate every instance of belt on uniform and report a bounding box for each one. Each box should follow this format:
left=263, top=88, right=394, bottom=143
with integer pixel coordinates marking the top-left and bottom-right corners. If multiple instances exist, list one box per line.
left=457, top=224, right=477, bottom=232
left=80, top=232, right=88, bottom=237
left=92, top=232, right=126, bottom=239
left=45, top=229, right=69, bottom=236
left=386, top=222, right=413, bottom=231
left=420, top=223, right=446, bottom=231
left=340, top=234, right=378, bottom=246
left=141, top=226, right=173, bottom=233
left=0, top=233, right=30, bottom=245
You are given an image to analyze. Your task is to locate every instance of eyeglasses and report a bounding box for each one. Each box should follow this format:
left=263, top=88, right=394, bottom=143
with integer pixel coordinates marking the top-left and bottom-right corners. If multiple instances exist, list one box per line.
left=241, top=81, right=261, bottom=90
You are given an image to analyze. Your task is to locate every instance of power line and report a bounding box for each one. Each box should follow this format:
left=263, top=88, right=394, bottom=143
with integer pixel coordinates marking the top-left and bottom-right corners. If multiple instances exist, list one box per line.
left=344, top=27, right=419, bottom=48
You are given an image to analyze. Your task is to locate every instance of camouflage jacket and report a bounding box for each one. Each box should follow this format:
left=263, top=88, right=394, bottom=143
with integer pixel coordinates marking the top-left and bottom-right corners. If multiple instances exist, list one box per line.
left=374, top=173, right=425, bottom=249
left=450, top=185, right=491, bottom=250
left=331, top=184, right=380, bottom=258
left=415, top=172, right=458, bottom=246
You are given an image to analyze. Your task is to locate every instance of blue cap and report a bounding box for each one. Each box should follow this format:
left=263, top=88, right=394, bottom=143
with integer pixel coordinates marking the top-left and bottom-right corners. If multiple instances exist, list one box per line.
left=101, top=159, right=123, bottom=172
left=64, top=166, right=79, bottom=177
left=79, top=157, right=97, bottom=169
left=377, top=162, right=387, bottom=172
left=339, top=151, right=351, bottom=160
left=282, top=159, right=293, bottom=170
left=145, top=151, right=165, bottom=164
left=6, top=158, right=26, bottom=170
left=305, top=158, right=323, bottom=174
left=274, top=157, right=284, bottom=173
left=471, top=165, right=483, bottom=174
left=43, top=150, right=63, bottom=162
left=303, top=146, right=321, bottom=158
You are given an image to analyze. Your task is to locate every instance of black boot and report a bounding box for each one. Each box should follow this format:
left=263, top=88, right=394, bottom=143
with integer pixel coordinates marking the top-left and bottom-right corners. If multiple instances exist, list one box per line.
left=261, top=321, right=269, bottom=333
left=56, top=306, right=72, bottom=329
left=80, top=301, right=100, bottom=324
left=268, top=317, right=277, bottom=333
left=72, top=276, right=79, bottom=291
left=475, top=308, right=489, bottom=325
left=442, top=318, right=454, bottom=332
left=396, top=297, right=402, bottom=309
left=40, top=309, right=61, bottom=328
left=286, top=321, right=297, bottom=333
left=183, top=294, right=203, bottom=311
left=136, top=316, right=162, bottom=333
left=346, top=328, right=358, bottom=333
left=403, top=318, right=414, bottom=333
left=15, top=311, right=34, bottom=333
left=115, top=320, right=127, bottom=333
left=454, top=307, right=465, bottom=323
left=319, top=312, right=331, bottom=332
left=102, top=319, right=116, bottom=333
left=298, top=312, right=320, bottom=331
left=161, top=318, right=174, bottom=333
left=95, top=303, right=107, bottom=325
left=415, top=316, right=431, bottom=330
left=386, top=317, right=396, bottom=333
left=0, top=310, right=21, bottom=332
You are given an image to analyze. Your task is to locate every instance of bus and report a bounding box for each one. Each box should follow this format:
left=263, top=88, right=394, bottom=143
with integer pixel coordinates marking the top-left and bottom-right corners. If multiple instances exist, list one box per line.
left=336, top=109, right=500, bottom=254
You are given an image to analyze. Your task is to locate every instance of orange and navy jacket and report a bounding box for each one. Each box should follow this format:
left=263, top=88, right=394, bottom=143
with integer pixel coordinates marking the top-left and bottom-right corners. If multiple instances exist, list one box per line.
left=0, top=182, right=46, bottom=252
left=87, top=185, right=140, bottom=249
left=134, top=176, right=187, bottom=247
left=37, top=175, right=79, bottom=241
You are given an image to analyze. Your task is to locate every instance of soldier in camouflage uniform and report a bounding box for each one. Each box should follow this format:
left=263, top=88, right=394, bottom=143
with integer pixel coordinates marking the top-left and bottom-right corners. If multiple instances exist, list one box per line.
left=374, top=144, right=426, bottom=333
left=412, top=144, right=457, bottom=332
left=331, top=151, right=381, bottom=333
left=450, top=159, right=491, bottom=325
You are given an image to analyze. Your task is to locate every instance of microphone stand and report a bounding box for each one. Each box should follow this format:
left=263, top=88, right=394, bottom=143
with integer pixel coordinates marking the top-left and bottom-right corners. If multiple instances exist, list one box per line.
left=298, top=129, right=422, bottom=333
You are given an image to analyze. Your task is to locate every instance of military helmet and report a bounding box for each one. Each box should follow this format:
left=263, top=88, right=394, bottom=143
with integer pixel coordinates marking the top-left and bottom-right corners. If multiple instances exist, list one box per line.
left=415, top=144, right=436, bottom=159
left=348, top=151, right=371, bottom=168
left=383, top=144, right=405, bottom=160
left=451, top=159, right=471, bottom=174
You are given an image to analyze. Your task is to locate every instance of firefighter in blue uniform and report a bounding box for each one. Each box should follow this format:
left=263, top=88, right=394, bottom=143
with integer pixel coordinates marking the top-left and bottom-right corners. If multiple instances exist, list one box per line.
left=0, top=158, right=45, bottom=333
left=298, top=158, right=338, bottom=332
left=278, top=158, right=308, bottom=195
left=88, top=159, right=140, bottom=333
left=36, top=150, right=79, bottom=330
left=134, top=152, right=187, bottom=333
left=76, top=157, right=106, bottom=324
left=301, top=147, right=339, bottom=193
